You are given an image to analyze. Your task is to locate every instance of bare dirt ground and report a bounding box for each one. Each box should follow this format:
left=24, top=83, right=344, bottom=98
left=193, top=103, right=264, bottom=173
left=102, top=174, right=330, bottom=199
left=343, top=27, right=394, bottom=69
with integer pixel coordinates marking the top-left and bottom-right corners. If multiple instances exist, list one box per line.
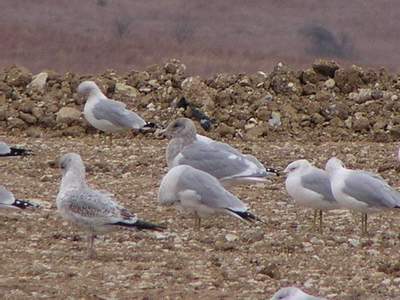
left=1, top=133, right=400, bottom=299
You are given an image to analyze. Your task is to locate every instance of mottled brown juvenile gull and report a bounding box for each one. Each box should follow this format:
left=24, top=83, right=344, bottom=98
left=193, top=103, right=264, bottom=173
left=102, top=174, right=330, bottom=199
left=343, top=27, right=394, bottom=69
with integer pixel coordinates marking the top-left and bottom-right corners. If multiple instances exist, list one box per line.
left=163, top=118, right=278, bottom=186
left=56, top=152, right=164, bottom=258
left=0, top=141, right=32, bottom=157
left=158, top=164, right=262, bottom=229
left=325, top=157, right=400, bottom=234
left=271, top=286, right=325, bottom=300
left=0, top=185, right=39, bottom=209
left=284, top=159, right=340, bottom=232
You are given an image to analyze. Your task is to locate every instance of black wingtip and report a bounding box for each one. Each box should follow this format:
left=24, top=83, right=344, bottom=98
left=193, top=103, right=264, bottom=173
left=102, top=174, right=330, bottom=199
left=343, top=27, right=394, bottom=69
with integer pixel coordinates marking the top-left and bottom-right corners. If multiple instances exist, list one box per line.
left=12, top=199, right=40, bottom=209
left=226, top=209, right=264, bottom=223
left=112, top=220, right=166, bottom=231
left=266, top=167, right=280, bottom=176
left=1, top=148, right=33, bottom=157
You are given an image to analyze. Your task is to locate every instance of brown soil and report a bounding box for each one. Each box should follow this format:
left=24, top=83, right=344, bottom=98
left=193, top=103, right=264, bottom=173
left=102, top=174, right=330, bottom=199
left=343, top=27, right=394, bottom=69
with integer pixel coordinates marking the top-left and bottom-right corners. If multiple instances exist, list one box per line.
left=1, top=134, right=400, bottom=299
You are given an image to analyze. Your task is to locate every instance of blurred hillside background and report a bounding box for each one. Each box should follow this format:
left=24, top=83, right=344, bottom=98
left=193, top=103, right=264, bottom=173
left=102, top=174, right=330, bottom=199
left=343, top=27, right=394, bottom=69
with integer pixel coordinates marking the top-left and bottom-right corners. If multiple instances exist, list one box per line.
left=1, top=0, right=398, bottom=75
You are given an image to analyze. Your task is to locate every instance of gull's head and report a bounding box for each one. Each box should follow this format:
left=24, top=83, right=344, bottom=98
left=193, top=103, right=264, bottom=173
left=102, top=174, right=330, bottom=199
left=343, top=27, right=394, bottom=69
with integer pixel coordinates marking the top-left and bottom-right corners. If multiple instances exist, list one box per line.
left=271, top=287, right=314, bottom=300
left=0, top=185, right=14, bottom=205
left=77, top=81, right=102, bottom=97
left=164, top=118, right=197, bottom=139
left=325, top=157, right=344, bottom=175
left=59, top=153, right=85, bottom=175
left=284, top=159, right=311, bottom=175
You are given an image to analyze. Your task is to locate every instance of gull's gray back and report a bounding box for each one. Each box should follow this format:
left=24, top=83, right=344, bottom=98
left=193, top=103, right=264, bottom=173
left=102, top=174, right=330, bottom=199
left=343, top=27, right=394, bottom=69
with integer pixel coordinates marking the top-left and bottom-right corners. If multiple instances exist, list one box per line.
left=301, top=168, right=336, bottom=202
left=0, top=185, right=14, bottom=205
left=93, top=98, right=146, bottom=129
left=0, top=142, right=10, bottom=155
left=177, top=141, right=265, bottom=179
left=343, top=171, right=400, bottom=208
left=176, top=167, right=246, bottom=210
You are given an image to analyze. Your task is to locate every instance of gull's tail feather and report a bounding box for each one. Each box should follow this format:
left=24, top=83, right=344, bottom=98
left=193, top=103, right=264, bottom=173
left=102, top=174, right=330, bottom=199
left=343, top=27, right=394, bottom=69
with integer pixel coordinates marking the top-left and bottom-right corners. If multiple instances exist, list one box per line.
left=12, top=199, right=40, bottom=209
left=112, top=220, right=166, bottom=231
left=226, top=209, right=265, bottom=223
left=266, top=167, right=280, bottom=176
left=2, top=148, right=33, bottom=157
left=139, top=122, right=159, bottom=133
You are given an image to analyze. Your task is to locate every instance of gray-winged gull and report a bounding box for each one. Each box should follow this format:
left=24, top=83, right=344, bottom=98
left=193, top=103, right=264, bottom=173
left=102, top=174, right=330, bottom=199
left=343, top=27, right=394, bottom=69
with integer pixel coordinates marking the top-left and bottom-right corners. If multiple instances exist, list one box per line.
left=158, top=164, right=262, bottom=229
left=56, top=152, right=164, bottom=258
left=163, top=118, right=278, bottom=186
left=77, top=81, right=156, bottom=144
left=271, top=286, right=325, bottom=300
left=284, top=159, right=340, bottom=232
left=0, top=141, right=32, bottom=157
left=0, top=185, right=39, bottom=209
left=325, top=157, right=400, bottom=234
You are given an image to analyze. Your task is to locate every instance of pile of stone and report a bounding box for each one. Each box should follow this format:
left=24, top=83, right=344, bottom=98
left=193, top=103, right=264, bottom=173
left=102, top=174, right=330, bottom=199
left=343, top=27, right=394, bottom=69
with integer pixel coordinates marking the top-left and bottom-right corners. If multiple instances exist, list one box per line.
left=1, top=58, right=400, bottom=142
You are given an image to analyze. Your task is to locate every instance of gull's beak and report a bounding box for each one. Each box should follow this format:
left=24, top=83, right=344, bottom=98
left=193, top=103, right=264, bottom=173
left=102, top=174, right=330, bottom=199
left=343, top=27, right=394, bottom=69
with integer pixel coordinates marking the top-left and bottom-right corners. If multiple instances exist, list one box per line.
left=283, top=166, right=290, bottom=174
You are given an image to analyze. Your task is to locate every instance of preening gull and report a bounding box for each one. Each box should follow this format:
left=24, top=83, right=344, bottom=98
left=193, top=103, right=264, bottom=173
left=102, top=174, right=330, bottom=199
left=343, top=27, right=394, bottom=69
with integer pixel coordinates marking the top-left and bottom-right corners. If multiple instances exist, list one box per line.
left=284, top=159, right=340, bottom=232
left=325, top=157, right=400, bottom=234
left=77, top=81, right=156, bottom=143
left=163, top=118, right=278, bottom=186
left=271, top=287, right=325, bottom=300
left=158, top=164, right=262, bottom=229
left=56, top=152, right=164, bottom=258
left=0, top=185, right=39, bottom=209
left=0, top=141, right=32, bottom=157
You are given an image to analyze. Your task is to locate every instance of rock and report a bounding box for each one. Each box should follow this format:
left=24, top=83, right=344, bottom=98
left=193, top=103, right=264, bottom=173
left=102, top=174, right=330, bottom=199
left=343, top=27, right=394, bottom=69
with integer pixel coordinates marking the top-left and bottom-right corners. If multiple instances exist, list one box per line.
left=246, top=124, right=267, bottom=138
left=7, top=117, right=27, bottom=129
left=353, top=116, right=370, bottom=132
left=164, top=59, right=186, bottom=75
left=225, top=234, right=238, bottom=242
left=268, top=112, right=281, bottom=127
left=334, top=66, right=364, bottom=93
left=56, top=107, right=81, bottom=125
left=389, top=125, right=400, bottom=138
left=0, top=106, right=7, bottom=121
left=315, top=90, right=331, bottom=102
left=301, top=68, right=327, bottom=84
left=302, top=83, right=316, bottom=95
left=312, top=59, right=340, bottom=77
left=27, top=72, right=48, bottom=91
left=39, top=115, right=56, bottom=128
left=19, top=112, right=37, bottom=124
left=114, top=82, right=139, bottom=99
left=324, top=78, right=336, bottom=89
left=258, top=262, right=280, bottom=279
left=26, top=127, right=42, bottom=138
left=5, top=65, right=32, bottom=87
left=63, top=125, right=85, bottom=137
left=217, top=123, right=235, bottom=137
left=371, top=89, right=384, bottom=100
left=181, top=76, right=215, bottom=109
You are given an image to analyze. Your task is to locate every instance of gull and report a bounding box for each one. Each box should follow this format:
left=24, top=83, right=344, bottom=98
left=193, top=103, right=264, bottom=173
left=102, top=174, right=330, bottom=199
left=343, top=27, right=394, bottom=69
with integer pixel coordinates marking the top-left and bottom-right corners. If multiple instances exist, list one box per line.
left=271, top=286, right=325, bottom=300
left=284, top=159, right=340, bottom=232
left=163, top=118, right=278, bottom=186
left=158, top=164, right=262, bottom=229
left=325, top=157, right=400, bottom=234
left=56, top=152, right=164, bottom=258
left=77, top=81, right=156, bottom=144
left=0, top=185, right=39, bottom=210
left=0, top=141, right=32, bottom=157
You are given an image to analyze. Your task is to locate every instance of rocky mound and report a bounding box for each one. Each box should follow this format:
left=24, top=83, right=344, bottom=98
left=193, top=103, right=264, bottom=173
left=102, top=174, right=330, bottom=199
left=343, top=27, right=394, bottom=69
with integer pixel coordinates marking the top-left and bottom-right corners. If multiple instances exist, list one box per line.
left=1, top=59, right=400, bottom=142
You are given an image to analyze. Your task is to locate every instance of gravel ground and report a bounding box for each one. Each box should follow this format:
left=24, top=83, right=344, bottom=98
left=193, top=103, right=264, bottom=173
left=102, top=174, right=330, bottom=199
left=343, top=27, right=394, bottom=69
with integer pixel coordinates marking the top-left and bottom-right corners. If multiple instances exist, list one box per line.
left=1, top=133, right=400, bottom=299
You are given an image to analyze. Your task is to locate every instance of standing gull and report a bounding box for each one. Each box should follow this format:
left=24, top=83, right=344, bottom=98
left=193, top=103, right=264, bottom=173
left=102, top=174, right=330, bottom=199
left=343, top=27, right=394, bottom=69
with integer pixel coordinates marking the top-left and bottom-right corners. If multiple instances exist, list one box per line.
left=325, top=157, right=400, bottom=234
left=163, top=118, right=278, bottom=186
left=0, top=185, right=39, bottom=209
left=77, top=81, right=156, bottom=144
left=0, top=141, right=32, bottom=157
left=284, top=159, right=340, bottom=232
left=56, top=153, right=164, bottom=258
left=158, top=164, right=262, bottom=229
left=271, top=286, right=325, bottom=300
